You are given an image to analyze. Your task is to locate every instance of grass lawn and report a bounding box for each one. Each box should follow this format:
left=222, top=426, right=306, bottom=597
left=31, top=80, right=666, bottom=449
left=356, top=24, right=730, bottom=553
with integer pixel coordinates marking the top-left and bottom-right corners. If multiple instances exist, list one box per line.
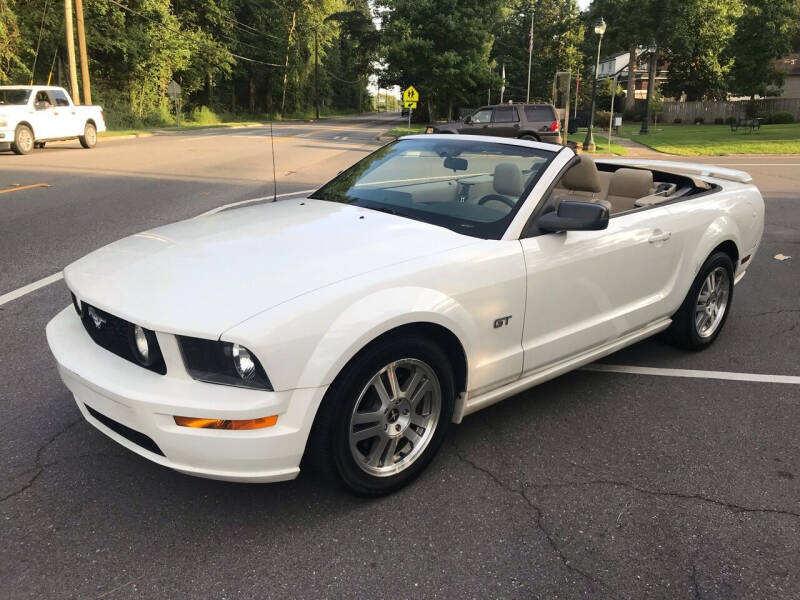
left=387, top=124, right=428, bottom=137
left=615, top=123, right=800, bottom=155
left=568, top=131, right=628, bottom=156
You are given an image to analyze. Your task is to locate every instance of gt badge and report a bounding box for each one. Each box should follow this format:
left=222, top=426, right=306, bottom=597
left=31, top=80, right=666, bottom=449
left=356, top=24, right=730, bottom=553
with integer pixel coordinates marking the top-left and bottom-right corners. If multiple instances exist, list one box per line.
left=493, top=316, right=511, bottom=329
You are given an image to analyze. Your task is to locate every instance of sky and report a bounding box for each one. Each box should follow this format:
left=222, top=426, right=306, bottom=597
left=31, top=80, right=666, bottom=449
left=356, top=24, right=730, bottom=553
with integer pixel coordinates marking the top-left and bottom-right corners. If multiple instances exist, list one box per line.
left=578, top=0, right=591, bottom=9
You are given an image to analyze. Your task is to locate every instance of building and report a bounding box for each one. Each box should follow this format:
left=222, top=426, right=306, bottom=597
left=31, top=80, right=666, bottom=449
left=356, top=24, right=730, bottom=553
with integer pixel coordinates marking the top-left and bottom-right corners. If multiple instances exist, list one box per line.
left=774, top=54, right=800, bottom=98
left=596, top=47, right=668, bottom=100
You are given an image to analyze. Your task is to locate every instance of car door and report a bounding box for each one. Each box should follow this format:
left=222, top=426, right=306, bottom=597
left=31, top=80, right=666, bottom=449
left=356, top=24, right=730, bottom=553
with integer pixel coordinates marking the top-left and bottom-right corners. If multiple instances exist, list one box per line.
left=29, top=91, right=57, bottom=140
left=50, top=89, right=81, bottom=136
left=518, top=204, right=683, bottom=373
left=459, top=108, right=493, bottom=135
left=490, top=106, right=520, bottom=137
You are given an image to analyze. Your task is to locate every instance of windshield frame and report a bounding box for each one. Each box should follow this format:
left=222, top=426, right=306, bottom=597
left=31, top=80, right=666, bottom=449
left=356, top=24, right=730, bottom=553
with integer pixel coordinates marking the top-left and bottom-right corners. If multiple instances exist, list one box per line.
left=309, top=137, right=557, bottom=240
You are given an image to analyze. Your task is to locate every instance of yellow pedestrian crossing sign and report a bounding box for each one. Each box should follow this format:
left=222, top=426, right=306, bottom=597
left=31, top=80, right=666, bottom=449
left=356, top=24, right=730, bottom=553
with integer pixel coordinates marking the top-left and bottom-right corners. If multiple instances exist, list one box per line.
left=403, top=100, right=417, bottom=109
left=403, top=85, right=419, bottom=104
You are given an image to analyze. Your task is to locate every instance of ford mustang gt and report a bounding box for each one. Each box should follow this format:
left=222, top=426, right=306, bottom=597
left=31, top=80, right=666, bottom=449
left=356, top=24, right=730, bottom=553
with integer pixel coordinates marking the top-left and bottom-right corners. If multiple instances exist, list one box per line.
left=46, top=135, right=764, bottom=495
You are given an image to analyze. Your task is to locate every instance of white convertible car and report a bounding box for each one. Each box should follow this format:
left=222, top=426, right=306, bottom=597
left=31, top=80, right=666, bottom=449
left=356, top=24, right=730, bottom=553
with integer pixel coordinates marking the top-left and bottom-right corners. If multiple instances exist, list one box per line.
left=46, top=135, right=764, bottom=495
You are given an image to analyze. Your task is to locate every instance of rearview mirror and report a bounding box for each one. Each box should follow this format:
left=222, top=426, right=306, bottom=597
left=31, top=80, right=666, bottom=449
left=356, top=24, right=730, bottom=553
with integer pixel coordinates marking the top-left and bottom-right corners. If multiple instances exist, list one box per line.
left=537, top=200, right=609, bottom=232
left=443, top=156, right=468, bottom=171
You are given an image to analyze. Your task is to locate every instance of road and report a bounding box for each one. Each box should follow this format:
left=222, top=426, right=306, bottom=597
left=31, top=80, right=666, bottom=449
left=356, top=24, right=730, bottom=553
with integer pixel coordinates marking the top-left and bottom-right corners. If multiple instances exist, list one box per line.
left=1, top=119, right=799, bottom=599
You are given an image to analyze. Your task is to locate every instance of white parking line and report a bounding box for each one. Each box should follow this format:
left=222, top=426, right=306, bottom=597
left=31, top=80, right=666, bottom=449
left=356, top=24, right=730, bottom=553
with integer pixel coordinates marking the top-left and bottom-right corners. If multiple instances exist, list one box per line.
left=0, top=272, right=64, bottom=307
left=0, top=189, right=316, bottom=307
left=583, top=363, right=800, bottom=385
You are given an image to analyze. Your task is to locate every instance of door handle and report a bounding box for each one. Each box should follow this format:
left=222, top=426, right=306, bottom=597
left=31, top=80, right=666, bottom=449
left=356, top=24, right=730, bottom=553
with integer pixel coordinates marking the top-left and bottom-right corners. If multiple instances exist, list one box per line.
left=648, top=230, right=672, bottom=243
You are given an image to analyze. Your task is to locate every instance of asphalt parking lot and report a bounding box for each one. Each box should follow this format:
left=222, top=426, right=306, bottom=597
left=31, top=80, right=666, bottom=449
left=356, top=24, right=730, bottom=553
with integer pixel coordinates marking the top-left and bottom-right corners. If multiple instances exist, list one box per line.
left=1, top=124, right=798, bottom=599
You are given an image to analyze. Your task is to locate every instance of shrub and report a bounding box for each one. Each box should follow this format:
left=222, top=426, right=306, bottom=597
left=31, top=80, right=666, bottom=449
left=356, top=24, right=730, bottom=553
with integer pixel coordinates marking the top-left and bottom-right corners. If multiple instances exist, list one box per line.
left=714, top=117, right=724, bottom=125
left=771, top=111, right=795, bottom=124
left=594, top=110, right=612, bottom=124
left=190, top=105, right=222, bottom=125
left=623, top=108, right=641, bottom=122
left=694, top=117, right=705, bottom=125
left=673, top=117, right=682, bottom=124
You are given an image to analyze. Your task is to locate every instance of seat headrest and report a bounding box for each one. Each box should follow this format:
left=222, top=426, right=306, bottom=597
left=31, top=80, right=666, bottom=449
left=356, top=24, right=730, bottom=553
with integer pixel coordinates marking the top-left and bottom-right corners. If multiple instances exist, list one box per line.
left=494, top=162, right=524, bottom=197
left=560, top=155, right=602, bottom=194
left=608, top=168, right=653, bottom=199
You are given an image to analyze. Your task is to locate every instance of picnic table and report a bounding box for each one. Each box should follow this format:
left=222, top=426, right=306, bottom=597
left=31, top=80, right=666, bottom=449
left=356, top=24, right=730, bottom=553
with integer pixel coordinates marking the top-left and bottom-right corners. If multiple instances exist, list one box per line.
left=730, top=118, right=762, bottom=133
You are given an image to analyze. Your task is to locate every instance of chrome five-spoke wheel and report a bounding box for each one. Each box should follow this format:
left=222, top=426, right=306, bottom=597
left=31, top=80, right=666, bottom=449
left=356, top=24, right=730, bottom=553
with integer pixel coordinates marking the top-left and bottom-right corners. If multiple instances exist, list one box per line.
left=349, top=359, right=441, bottom=476
left=695, top=266, right=730, bottom=338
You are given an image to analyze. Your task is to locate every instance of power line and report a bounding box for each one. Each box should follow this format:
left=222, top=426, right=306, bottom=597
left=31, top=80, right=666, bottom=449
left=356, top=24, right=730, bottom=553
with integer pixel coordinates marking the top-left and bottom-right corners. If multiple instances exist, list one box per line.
left=104, top=0, right=282, bottom=67
left=221, top=14, right=286, bottom=43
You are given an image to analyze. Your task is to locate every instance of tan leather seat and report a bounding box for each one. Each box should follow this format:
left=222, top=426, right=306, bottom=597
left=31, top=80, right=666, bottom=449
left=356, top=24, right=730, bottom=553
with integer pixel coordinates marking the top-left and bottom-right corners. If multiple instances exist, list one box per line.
left=552, top=155, right=605, bottom=207
left=606, top=168, right=653, bottom=213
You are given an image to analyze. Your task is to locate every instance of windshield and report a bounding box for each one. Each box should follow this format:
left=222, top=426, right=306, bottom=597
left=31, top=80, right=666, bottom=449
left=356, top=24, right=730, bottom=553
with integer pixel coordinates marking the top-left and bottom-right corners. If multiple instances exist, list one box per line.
left=310, top=138, right=555, bottom=239
left=0, top=89, right=31, bottom=105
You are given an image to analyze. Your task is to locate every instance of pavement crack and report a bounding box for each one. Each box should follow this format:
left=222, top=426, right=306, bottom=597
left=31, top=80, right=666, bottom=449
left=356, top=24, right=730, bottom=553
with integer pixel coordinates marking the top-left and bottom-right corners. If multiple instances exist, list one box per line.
left=1, top=417, right=83, bottom=503
left=450, top=440, right=608, bottom=594
left=532, top=479, right=800, bottom=519
left=745, top=308, right=800, bottom=317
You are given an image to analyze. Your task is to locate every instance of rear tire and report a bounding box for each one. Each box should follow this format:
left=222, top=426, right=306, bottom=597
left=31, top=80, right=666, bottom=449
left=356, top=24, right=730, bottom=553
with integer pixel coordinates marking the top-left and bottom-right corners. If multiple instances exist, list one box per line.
left=519, top=134, right=539, bottom=142
left=79, top=122, right=97, bottom=149
left=11, top=125, right=34, bottom=155
left=306, top=334, right=455, bottom=496
left=665, top=251, right=734, bottom=351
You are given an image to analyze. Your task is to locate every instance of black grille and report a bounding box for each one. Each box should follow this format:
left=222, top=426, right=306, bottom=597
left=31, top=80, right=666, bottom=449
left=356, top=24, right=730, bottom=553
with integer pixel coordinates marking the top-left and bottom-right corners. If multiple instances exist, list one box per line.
left=85, top=404, right=165, bottom=456
left=80, top=303, right=167, bottom=375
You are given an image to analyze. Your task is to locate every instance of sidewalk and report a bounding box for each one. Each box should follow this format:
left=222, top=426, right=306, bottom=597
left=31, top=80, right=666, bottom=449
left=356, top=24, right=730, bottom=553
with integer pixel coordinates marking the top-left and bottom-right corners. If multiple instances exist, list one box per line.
left=611, top=135, right=671, bottom=157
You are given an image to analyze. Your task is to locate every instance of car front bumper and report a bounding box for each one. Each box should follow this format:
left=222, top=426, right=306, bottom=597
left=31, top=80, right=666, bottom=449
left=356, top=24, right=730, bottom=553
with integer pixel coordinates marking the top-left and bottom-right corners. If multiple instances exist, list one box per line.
left=46, top=306, right=327, bottom=483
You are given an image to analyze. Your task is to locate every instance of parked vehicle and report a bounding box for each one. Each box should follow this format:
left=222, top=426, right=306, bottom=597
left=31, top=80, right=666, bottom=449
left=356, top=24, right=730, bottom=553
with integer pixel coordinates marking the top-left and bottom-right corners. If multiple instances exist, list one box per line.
left=0, top=85, right=106, bottom=154
left=428, top=103, right=562, bottom=144
left=47, top=135, right=764, bottom=495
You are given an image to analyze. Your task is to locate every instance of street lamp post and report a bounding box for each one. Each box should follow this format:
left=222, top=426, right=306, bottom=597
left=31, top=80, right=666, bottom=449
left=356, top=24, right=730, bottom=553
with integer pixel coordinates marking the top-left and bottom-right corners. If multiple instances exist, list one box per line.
left=583, top=17, right=607, bottom=152
left=526, top=9, right=534, bottom=103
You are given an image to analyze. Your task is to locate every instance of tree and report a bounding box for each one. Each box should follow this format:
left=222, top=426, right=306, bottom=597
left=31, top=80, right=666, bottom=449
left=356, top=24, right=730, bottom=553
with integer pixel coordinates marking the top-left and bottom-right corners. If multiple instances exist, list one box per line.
left=727, top=0, right=800, bottom=99
left=492, top=0, right=584, bottom=106
left=0, top=0, right=28, bottom=83
left=659, top=0, right=743, bottom=101
left=379, top=0, right=503, bottom=121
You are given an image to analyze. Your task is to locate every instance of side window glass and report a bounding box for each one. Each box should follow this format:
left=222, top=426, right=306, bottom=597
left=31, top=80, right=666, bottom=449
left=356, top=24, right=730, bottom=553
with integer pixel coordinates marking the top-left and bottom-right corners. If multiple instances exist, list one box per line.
left=52, top=90, right=70, bottom=107
left=471, top=109, right=493, bottom=124
left=493, top=107, right=515, bottom=123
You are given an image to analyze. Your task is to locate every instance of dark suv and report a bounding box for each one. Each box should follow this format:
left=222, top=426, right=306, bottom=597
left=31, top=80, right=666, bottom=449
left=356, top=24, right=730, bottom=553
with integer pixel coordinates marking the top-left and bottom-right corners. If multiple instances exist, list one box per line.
left=427, top=103, right=561, bottom=144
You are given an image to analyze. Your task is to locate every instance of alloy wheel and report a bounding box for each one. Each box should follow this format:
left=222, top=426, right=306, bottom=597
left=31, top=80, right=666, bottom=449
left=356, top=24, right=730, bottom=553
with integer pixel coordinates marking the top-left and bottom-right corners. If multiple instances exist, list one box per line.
left=348, top=358, right=441, bottom=477
left=695, top=266, right=730, bottom=338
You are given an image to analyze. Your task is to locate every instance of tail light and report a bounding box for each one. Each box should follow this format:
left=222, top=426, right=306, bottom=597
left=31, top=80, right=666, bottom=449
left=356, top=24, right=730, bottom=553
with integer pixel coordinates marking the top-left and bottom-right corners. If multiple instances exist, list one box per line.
left=101, top=109, right=105, bottom=123
left=549, top=121, right=559, bottom=132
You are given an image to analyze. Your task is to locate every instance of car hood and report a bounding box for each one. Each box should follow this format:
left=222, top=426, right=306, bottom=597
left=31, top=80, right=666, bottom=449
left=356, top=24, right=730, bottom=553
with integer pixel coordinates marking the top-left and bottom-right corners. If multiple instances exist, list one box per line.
left=64, top=199, right=475, bottom=337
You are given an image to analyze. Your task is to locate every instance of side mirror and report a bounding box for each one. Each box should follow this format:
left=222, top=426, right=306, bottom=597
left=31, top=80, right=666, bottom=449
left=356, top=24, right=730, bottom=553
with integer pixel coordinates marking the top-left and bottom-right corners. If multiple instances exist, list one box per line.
left=464, top=116, right=472, bottom=124
left=537, top=200, right=609, bottom=232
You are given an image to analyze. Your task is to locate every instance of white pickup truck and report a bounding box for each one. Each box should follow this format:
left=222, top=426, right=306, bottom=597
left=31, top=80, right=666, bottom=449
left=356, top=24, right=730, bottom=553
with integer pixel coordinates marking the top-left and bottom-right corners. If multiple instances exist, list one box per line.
left=0, top=85, right=106, bottom=155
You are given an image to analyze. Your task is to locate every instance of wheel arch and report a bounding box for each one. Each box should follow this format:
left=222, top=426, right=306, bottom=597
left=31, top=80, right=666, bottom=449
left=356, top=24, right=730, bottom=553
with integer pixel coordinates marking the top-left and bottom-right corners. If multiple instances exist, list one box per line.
left=85, top=118, right=97, bottom=128
left=16, top=120, right=35, bottom=137
left=518, top=132, right=540, bottom=141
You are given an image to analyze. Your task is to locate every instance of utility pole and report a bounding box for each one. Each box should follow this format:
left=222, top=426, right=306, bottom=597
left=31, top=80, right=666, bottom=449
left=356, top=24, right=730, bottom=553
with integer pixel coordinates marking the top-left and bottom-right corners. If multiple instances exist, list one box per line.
left=74, top=0, right=91, bottom=104
left=526, top=9, right=534, bottom=103
left=640, top=46, right=658, bottom=134
left=314, top=29, right=319, bottom=120
left=63, top=0, right=81, bottom=104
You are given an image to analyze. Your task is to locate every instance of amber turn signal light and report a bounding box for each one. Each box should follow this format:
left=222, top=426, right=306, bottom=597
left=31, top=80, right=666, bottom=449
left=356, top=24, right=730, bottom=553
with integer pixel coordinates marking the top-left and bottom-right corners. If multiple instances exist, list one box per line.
left=174, top=415, right=278, bottom=430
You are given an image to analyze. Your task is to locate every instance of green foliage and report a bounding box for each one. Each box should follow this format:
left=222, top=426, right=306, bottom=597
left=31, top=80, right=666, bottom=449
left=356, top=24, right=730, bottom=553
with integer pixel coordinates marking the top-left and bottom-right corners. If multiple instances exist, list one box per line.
left=727, top=0, right=800, bottom=98
left=378, top=0, right=504, bottom=120
left=769, top=111, right=794, bottom=124
left=190, top=105, right=222, bottom=124
left=0, top=0, right=29, bottom=83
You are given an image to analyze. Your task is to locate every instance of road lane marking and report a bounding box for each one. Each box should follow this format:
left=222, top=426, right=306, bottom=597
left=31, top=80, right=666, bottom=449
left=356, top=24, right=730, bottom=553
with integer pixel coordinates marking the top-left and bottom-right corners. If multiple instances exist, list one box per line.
left=0, top=272, right=64, bottom=307
left=0, top=190, right=317, bottom=307
left=0, top=183, right=50, bottom=195
left=583, top=363, right=800, bottom=385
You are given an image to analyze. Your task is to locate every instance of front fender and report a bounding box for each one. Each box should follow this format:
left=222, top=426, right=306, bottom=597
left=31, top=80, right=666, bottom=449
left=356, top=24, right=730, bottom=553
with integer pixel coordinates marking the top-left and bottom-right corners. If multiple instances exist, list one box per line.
left=304, top=286, right=475, bottom=389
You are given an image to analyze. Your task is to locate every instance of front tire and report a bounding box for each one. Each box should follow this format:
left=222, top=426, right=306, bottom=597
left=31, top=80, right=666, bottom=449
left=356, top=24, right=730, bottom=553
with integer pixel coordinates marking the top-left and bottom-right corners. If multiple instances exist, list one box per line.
left=308, top=335, right=455, bottom=496
left=11, top=125, right=34, bottom=155
left=666, top=251, right=734, bottom=350
left=79, top=122, right=97, bottom=149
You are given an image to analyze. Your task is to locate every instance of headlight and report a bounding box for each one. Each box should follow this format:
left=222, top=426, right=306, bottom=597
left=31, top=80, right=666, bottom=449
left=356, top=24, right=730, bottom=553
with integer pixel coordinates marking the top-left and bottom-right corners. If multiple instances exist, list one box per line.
left=177, top=336, right=273, bottom=391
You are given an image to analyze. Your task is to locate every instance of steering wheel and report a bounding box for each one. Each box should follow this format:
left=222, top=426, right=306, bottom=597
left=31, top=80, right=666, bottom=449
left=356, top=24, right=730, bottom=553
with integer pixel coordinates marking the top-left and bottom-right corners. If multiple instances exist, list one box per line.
left=478, top=194, right=515, bottom=209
